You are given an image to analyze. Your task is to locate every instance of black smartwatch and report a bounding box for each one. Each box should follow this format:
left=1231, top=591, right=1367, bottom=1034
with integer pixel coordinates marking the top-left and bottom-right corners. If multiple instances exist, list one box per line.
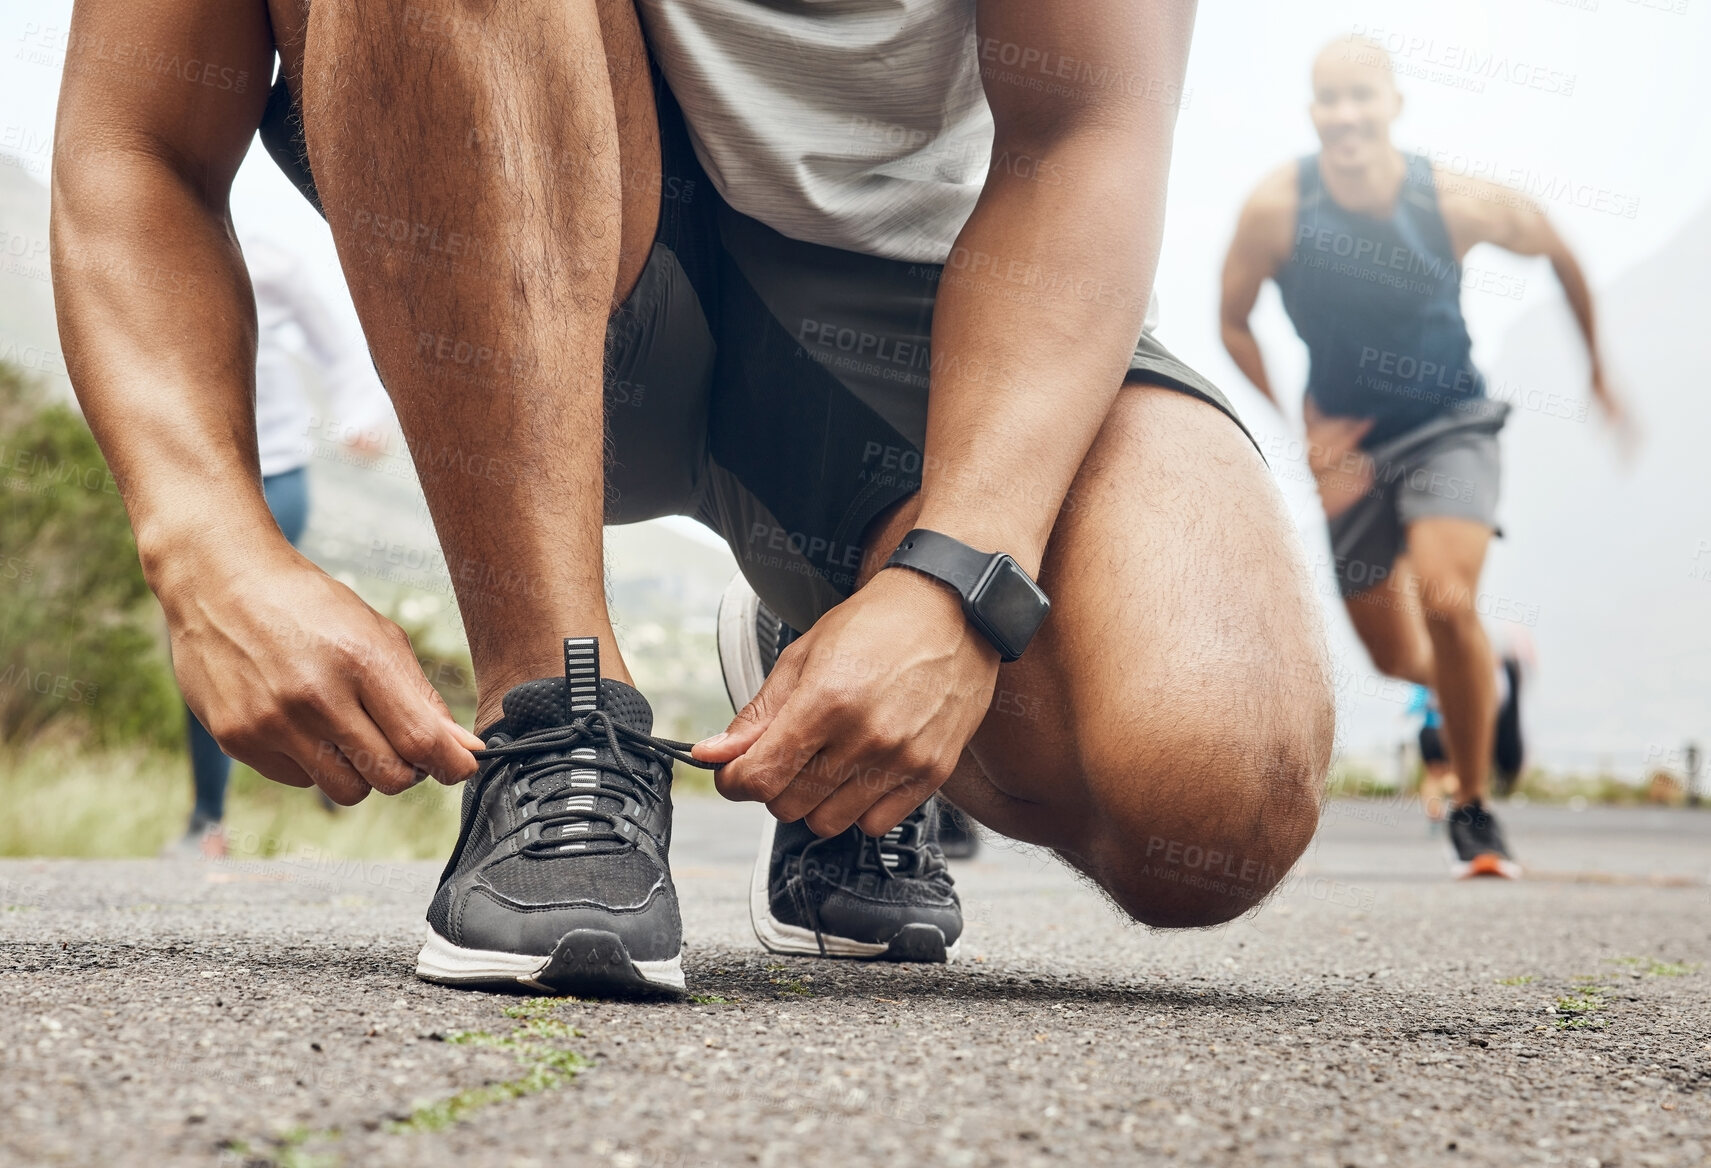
left=883, top=529, right=1050, bottom=662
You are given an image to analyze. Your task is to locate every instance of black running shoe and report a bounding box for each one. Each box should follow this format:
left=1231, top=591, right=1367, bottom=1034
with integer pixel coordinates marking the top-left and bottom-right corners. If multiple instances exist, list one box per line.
left=751, top=807, right=963, bottom=961
left=716, top=574, right=963, bottom=962
left=935, top=800, right=981, bottom=860
left=416, top=637, right=710, bottom=996
left=716, top=572, right=799, bottom=711
left=1492, top=655, right=1525, bottom=798
left=1446, top=800, right=1521, bottom=880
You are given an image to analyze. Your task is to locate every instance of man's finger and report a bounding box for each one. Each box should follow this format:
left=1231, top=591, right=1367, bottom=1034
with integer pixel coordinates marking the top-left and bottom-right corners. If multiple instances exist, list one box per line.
left=423, top=685, right=487, bottom=755
left=318, top=716, right=422, bottom=796
left=855, top=779, right=941, bottom=838
left=292, top=739, right=375, bottom=806
left=362, top=668, right=481, bottom=783
left=713, top=689, right=829, bottom=803
left=763, top=749, right=850, bottom=825
left=693, top=649, right=802, bottom=764
left=243, top=749, right=317, bottom=790
left=800, top=753, right=918, bottom=837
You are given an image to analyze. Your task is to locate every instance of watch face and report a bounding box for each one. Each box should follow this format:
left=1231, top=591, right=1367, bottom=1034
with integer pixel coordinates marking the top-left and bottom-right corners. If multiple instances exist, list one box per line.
left=973, top=556, right=1050, bottom=657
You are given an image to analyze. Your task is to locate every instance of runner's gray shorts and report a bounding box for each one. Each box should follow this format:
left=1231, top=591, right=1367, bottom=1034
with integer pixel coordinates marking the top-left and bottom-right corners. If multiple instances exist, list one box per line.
left=1325, top=400, right=1508, bottom=600
left=261, top=73, right=1252, bottom=632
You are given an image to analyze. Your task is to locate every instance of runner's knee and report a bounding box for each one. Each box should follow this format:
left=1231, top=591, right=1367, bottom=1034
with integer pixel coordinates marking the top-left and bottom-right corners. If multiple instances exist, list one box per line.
left=1083, top=684, right=1332, bottom=929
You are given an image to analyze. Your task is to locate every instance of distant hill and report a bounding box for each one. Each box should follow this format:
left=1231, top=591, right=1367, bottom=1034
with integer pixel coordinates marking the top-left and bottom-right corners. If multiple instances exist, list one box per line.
left=1481, top=197, right=1711, bottom=772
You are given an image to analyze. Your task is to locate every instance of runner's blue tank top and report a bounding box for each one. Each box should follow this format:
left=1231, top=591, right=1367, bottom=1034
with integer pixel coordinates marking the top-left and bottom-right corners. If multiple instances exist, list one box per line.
left=1275, top=153, right=1484, bottom=447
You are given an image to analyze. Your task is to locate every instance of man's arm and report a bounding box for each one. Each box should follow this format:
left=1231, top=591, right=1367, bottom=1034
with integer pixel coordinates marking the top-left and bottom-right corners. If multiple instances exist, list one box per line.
left=1219, top=166, right=1297, bottom=407
left=701, top=1, right=1204, bottom=834
left=53, top=0, right=479, bottom=798
left=909, top=0, right=1199, bottom=566
left=1439, top=173, right=1623, bottom=423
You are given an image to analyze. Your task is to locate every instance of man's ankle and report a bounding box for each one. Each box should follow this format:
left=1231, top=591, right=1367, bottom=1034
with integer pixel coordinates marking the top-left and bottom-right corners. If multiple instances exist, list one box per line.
left=471, top=639, right=634, bottom=732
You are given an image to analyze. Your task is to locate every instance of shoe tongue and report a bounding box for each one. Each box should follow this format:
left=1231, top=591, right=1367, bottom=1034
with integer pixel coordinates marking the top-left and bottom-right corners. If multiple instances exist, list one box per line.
left=499, top=677, right=654, bottom=737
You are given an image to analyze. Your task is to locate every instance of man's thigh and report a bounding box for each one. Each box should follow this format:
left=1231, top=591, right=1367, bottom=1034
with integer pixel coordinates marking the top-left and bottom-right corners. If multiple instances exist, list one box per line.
left=949, top=381, right=1331, bottom=851
left=1343, top=555, right=1434, bottom=684
left=1405, top=516, right=1494, bottom=617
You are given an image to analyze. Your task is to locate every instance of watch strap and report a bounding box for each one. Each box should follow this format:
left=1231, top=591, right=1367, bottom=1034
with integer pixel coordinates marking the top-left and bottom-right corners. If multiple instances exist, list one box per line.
left=884, top=529, right=991, bottom=599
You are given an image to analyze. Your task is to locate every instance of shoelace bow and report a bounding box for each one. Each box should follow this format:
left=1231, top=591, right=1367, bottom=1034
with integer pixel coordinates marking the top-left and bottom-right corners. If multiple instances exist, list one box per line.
left=474, top=709, right=714, bottom=857
left=785, top=804, right=950, bottom=956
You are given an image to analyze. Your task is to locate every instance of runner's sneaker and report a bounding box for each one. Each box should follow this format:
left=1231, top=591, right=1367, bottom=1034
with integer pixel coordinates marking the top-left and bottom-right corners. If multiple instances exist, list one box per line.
left=715, top=573, right=963, bottom=961
left=716, top=572, right=799, bottom=711
left=1446, top=800, right=1521, bottom=880
left=1492, top=654, right=1525, bottom=798
left=416, top=637, right=710, bottom=996
left=753, top=806, right=962, bottom=960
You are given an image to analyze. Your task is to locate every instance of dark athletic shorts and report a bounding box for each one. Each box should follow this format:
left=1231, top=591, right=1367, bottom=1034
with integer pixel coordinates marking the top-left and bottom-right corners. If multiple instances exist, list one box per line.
left=261, top=73, right=1251, bottom=632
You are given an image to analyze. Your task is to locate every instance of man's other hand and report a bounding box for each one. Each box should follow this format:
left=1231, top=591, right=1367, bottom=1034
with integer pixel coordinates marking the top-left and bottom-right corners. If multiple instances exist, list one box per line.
left=693, top=568, right=998, bottom=837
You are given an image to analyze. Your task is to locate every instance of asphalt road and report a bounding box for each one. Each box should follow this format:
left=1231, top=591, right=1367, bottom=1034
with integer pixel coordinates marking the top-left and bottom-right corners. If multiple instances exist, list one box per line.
left=3, top=798, right=1709, bottom=1168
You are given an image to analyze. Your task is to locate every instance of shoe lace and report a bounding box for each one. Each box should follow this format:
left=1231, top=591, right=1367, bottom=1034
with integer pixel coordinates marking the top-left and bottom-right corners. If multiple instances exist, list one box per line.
left=784, top=800, right=951, bottom=957
left=474, top=710, right=713, bottom=858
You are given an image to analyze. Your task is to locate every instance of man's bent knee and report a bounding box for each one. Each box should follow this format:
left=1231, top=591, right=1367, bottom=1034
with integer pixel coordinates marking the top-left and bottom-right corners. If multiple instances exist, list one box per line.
left=1083, top=705, right=1331, bottom=929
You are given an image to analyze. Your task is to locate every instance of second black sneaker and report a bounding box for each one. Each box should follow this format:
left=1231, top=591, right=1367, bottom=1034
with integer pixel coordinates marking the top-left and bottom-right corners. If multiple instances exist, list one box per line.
left=416, top=637, right=709, bottom=996
left=751, top=804, right=963, bottom=961
left=935, top=800, right=981, bottom=860
left=717, top=574, right=964, bottom=962
left=1446, top=799, right=1521, bottom=880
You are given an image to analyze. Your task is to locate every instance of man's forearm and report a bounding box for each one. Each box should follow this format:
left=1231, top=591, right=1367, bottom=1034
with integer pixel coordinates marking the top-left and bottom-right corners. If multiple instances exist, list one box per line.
left=913, top=133, right=1174, bottom=573
left=53, top=153, right=278, bottom=585
left=1549, top=246, right=1604, bottom=379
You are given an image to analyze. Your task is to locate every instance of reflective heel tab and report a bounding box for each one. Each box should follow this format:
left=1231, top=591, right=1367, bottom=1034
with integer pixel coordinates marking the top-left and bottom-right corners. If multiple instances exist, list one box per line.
left=563, top=637, right=601, bottom=720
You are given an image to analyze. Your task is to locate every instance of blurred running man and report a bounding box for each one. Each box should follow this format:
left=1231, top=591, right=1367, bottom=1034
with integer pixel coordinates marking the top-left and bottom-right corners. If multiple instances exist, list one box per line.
left=1219, top=38, right=1625, bottom=878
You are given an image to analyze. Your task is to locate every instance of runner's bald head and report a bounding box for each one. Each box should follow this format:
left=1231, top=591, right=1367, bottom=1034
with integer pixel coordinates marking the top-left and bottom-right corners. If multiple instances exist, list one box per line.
left=1313, top=37, right=1397, bottom=94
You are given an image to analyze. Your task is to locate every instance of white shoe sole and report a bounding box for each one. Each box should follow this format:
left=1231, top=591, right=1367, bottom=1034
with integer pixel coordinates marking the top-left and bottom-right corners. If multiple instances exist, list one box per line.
left=747, top=816, right=960, bottom=961
left=717, top=574, right=767, bottom=713
left=416, top=929, right=686, bottom=993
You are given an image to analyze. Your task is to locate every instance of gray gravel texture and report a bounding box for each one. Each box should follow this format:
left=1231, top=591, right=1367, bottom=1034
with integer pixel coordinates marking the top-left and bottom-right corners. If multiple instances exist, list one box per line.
left=3, top=798, right=1708, bottom=1168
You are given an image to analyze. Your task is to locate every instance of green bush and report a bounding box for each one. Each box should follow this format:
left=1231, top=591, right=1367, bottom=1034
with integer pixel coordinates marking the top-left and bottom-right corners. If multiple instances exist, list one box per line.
left=0, top=362, right=182, bottom=748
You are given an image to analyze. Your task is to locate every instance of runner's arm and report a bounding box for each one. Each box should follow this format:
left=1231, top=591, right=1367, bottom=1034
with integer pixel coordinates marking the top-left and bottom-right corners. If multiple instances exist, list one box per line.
left=53, top=0, right=481, bottom=794
left=908, top=0, right=1200, bottom=571
left=1219, top=168, right=1297, bottom=408
left=1439, top=175, right=1620, bottom=420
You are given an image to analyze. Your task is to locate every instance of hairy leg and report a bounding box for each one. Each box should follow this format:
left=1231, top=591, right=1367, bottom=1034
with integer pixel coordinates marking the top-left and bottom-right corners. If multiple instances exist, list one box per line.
left=1405, top=517, right=1496, bottom=802
left=1344, top=556, right=1436, bottom=688
left=300, top=0, right=659, bottom=725
left=863, top=386, right=1335, bottom=928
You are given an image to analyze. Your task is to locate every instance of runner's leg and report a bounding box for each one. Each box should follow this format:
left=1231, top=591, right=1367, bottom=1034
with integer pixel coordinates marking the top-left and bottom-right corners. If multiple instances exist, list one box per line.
left=1405, top=517, right=1497, bottom=803
left=1344, top=555, right=1435, bottom=688
left=300, top=0, right=660, bottom=726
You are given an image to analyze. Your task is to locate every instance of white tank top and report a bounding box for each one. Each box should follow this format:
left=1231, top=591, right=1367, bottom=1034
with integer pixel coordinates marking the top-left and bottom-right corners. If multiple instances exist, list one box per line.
left=635, top=0, right=992, bottom=263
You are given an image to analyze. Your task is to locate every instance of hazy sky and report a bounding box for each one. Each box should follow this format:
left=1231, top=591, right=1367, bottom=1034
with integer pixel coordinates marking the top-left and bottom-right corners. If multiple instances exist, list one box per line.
left=5, top=0, right=1707, bottom=773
